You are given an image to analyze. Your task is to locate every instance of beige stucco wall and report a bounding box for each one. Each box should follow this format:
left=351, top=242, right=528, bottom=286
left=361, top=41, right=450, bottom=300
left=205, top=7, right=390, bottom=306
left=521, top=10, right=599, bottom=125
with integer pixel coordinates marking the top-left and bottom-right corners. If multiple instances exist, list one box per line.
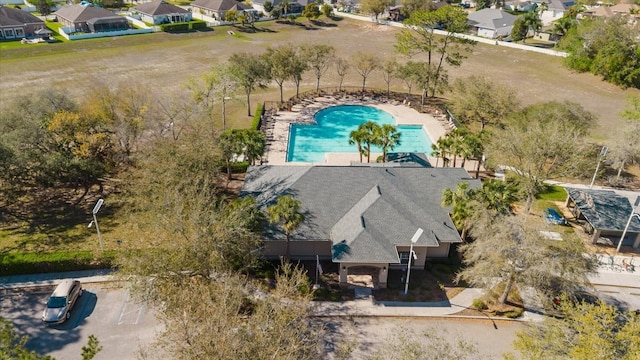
left=338, top=263, right=389, bottom=288
left=426, top=243, right=451, bottom=258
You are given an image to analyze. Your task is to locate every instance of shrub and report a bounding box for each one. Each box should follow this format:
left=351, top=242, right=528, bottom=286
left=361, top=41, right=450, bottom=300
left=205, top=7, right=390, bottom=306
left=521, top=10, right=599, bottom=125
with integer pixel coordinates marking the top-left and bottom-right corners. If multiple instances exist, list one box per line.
left=190, top=20, right=208, bottom=30
left=472, top=298, right=488, bottom=310
left=504, top=309, right=524, bottom=318
left=251, top=103, right=263, bottom=130
left=160, top=22, right=190, bottom=32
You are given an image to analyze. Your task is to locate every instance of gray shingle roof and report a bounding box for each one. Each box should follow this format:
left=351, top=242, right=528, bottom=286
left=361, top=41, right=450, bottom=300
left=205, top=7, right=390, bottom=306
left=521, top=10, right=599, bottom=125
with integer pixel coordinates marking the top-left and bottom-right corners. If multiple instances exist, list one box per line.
left=241, top=165, right=480, bottom=263
left=467, top=9, right=517, bottom=30
left=566, top=188, right=640, bottom=232
left=191, top=0, right=251, bottom=12
left=133, top=0, right=189, bottom=15
left=0, top=6, right=44, bottom=26
left=55, top=4, right=118, bottom=23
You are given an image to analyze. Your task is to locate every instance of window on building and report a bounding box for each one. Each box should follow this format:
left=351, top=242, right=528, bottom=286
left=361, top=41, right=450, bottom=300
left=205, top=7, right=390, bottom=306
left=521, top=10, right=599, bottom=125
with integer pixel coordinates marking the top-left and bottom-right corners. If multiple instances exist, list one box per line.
left=399, top=252, right=410, bottom=264
left=15, top=28, right=24, bottom=37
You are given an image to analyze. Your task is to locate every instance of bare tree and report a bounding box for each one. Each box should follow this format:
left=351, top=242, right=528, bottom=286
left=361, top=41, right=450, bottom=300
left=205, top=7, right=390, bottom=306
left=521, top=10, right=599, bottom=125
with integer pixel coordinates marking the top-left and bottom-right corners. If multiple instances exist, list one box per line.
left=351, top=52, right=380, bottom=91
left=456, top=212, right=597, bottom=304
left=486, top=101, right=594, bottom=213
left=335, top=57, right=350, bottom=92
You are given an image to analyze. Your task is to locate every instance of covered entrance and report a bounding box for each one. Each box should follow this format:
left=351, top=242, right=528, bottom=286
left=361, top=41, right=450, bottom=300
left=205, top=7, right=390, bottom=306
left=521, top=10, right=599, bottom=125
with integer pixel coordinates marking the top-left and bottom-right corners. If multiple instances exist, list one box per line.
left=339, top=264, right=388, bottom=289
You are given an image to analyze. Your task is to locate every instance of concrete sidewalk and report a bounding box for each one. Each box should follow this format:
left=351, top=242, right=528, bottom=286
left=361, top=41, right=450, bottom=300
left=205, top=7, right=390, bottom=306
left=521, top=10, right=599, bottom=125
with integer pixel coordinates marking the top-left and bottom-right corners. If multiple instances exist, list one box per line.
left=312, top=287, right=499, bottom=318
left=0, top=269, right=117, bottom=290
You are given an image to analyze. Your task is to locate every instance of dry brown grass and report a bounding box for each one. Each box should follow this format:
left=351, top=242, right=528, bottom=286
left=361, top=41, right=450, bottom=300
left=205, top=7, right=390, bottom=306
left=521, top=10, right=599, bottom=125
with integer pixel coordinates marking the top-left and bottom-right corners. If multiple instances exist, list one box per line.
left=1, top=18, right=638, bottom=143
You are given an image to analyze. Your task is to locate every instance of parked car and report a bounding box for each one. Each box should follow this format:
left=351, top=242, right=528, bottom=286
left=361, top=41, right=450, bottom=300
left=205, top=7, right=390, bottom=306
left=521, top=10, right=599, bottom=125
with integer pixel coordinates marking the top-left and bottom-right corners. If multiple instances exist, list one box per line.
left=42, top=280, right=82, bottom=324
left=544, top=208, right=566, bottom=225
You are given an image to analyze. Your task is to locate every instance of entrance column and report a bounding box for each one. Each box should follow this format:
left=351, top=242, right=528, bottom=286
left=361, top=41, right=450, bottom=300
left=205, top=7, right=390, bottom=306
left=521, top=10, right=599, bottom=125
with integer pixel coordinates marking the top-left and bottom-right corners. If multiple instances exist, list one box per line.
left=339, top=264, right=348, bottom=285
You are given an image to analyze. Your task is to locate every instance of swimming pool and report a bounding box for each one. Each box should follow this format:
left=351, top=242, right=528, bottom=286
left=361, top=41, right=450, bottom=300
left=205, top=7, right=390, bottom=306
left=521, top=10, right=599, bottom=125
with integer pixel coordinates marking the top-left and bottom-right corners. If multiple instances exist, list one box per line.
left=287, top=105, right=433, bottom=163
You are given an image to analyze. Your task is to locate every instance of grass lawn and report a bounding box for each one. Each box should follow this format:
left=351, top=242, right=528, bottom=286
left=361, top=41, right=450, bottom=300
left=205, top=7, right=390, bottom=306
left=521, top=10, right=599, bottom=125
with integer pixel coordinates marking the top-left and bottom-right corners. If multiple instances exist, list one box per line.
left=1, top=15, right=638, bottom=273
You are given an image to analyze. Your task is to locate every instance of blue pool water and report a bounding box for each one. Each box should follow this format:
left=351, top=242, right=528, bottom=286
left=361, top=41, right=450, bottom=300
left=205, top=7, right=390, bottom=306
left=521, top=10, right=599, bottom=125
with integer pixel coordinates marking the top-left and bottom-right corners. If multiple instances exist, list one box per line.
left=287, top=105, right=433, bottom=163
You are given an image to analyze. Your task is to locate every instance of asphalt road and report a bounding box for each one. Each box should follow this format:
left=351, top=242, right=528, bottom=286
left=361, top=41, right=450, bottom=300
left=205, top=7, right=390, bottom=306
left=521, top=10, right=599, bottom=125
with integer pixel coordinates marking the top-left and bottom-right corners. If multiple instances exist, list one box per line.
left=0, top=283, right=162, bottom=360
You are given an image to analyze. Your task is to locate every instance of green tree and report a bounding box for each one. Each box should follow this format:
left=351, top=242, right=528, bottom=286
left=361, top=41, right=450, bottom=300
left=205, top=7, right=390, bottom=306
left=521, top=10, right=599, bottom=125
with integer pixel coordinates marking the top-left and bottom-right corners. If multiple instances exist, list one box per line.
left=264, top=0, right=274, bottom=13
left=351, top=52, right=380, bottom=91
left=34, top=0, right=54, bottom=16
left=359, top=0, right=394, bottom=22
left=441, top=182, right=475, bottom=241
left=486, top=101, right=594, bottom=213
left=511, top=17, right=528, bottom=42
left=243, top=129, right=267, bottom=166
left=512, top=300, right=640, bottom=360
left=561, top=16, right=640, bottom=89
left=301, top=44, right=335, bottom=92
left=396, top=61, right=419, bottom=95
left=81, top=335, right=103, bottom=360
left=358, top=121, right=381, bottom=163
left=321, top=3, right=333, bottom=17
left=289, top=46, right=308, bottom=98
left=349, top=127, right=369, bottom=163
left=263, top=44, right=297, bottom=103
left=0, top=317, right=54, bottom=360
left=400, top=0, right=434, bottom=18
left=475, top=179, right=519, bottom=216
left=302, top=3, right=321, bottom=20
left=267, top=195, right=305, bottom=261
left=396, top=7, right=475, bottom=97
left=190, top=62, right=239, bottom=130
left=449, top=76, right=519, bottom=130
left=229, top=52, right=271, bottom=117
left=521, top=11, right=542, bottom=42
left=219, top=129, right=247, bottom=180
left=225, top=9, right=239, bottom=24
left=376, top=124, right=401, bottom=162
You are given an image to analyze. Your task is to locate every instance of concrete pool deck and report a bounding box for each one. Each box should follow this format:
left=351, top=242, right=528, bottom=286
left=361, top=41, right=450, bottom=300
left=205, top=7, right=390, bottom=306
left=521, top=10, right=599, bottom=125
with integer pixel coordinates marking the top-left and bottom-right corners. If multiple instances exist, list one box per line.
left=263, top=95, right=456, bottom=166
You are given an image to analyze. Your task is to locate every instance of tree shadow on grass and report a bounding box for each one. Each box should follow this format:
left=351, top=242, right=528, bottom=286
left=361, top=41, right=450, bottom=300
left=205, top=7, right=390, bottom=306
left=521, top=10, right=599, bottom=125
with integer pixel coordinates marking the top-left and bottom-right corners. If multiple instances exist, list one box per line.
left=310, top=20, right=337, bottom=27
left=234, top=25, right=276, bottom=33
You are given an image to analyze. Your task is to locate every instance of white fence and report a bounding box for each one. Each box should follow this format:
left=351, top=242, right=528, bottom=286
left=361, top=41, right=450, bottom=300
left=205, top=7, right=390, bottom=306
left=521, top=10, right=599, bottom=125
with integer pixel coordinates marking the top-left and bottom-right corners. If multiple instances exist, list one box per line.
left=58, top=26, right=153, bottom=40
left=335, top=11, right=568, bottom=58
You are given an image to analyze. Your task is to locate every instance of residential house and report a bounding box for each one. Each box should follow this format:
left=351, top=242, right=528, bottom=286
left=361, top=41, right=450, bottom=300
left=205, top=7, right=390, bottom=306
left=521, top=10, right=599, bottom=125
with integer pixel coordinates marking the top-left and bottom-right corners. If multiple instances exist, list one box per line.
left=533, top=0, right=574, bottom=25
left=240, top=165, right=480, bottom=288
left=192, top=0, right=252, bottom=21
left=132, top=0, right=191, bottom=25
left=579, top=3, right=640, bottom=20
left=251, top=0, right=309, bottom=15
left=503, top=0, right=536, bottom=12
left=55, top=3, right=128, bottom=33
left=565, top=188, right=640, bottom=249
left=467, top=8, right=517, bottom=38
left=0, top=5, right=47, bottom=40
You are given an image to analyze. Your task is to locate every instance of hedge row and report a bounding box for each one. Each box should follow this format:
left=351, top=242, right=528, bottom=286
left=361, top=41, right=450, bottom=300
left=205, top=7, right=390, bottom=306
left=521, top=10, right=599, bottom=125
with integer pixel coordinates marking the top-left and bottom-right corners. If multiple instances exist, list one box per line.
left=251, top=103, right=263, bottom=130
left=0, top=251, right=115, bottom=276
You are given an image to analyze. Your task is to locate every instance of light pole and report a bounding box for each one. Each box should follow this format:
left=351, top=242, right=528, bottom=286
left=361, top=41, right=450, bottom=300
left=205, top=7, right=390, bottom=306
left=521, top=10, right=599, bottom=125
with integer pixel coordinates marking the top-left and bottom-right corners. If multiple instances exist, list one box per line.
left=88, top=199, right=104, bottom=253
left=589, top=146, right=608, bottom=189
left=616, top=196, right=640, bottom=253
left=404, top=228, right=423, bottom=295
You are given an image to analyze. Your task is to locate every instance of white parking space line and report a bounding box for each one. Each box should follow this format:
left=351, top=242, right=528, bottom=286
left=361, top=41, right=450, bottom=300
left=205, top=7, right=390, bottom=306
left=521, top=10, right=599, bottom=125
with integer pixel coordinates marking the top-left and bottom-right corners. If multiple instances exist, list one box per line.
left=117, top=290, right=147, bottom=325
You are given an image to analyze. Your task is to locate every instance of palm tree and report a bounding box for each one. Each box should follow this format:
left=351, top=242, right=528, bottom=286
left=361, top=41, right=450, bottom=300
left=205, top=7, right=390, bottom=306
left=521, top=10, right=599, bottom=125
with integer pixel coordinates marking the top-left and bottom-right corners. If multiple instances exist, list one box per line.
left=376, top=124, right=401, bottom=162
left=359, top=121, right=381, bottom=163
left=349, top=127, right=369, bottom=163
left=267, top=195, right=305, bottom=261
left=477, top=180, right=519, bottom=216
left=446, top=128, right=467, bottom=168
left=431, top=137, right=451, bottom=167
left=442, top=182, right=474, bottom=241
left=243, top=129, right=266, bottom=166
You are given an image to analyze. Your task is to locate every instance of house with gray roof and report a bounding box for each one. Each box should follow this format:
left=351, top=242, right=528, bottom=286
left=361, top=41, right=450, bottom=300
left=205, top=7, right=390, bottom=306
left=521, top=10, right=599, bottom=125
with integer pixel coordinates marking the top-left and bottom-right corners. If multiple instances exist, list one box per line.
left=0, top=5, right=47, bottom=40
left=192, top=0, right=252, bottom=21
left=55, top=3, right=128, bottom=33
left=241, top=165, right=480, bottom=288
left=132, top=0, right=191, bottom=25
left=565, top=188, right=640, bottom=249
left=467, top=8, right=517, bottom=39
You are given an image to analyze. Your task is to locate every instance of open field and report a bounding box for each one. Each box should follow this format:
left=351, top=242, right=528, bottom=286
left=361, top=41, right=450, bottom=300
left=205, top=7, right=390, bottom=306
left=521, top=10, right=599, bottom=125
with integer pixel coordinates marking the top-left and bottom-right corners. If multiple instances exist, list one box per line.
left=1, top=17, right=638, bottom=141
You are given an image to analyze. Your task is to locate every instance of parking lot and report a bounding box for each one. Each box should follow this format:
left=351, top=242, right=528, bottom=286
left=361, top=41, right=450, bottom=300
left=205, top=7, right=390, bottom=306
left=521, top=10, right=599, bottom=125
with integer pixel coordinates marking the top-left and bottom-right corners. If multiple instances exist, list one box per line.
left=0, top=283, right=162, bottom=359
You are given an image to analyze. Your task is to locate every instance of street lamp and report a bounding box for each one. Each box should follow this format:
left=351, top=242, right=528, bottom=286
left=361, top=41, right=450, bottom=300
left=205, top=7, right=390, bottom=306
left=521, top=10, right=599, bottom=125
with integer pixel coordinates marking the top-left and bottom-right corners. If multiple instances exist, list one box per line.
left=404, top=228, right=424, bottom=295
left=617, top=196, right=640, bottom=253
left=88, top=199, right=104, bottom=253
left=589, top=146, right=608, bottom=189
